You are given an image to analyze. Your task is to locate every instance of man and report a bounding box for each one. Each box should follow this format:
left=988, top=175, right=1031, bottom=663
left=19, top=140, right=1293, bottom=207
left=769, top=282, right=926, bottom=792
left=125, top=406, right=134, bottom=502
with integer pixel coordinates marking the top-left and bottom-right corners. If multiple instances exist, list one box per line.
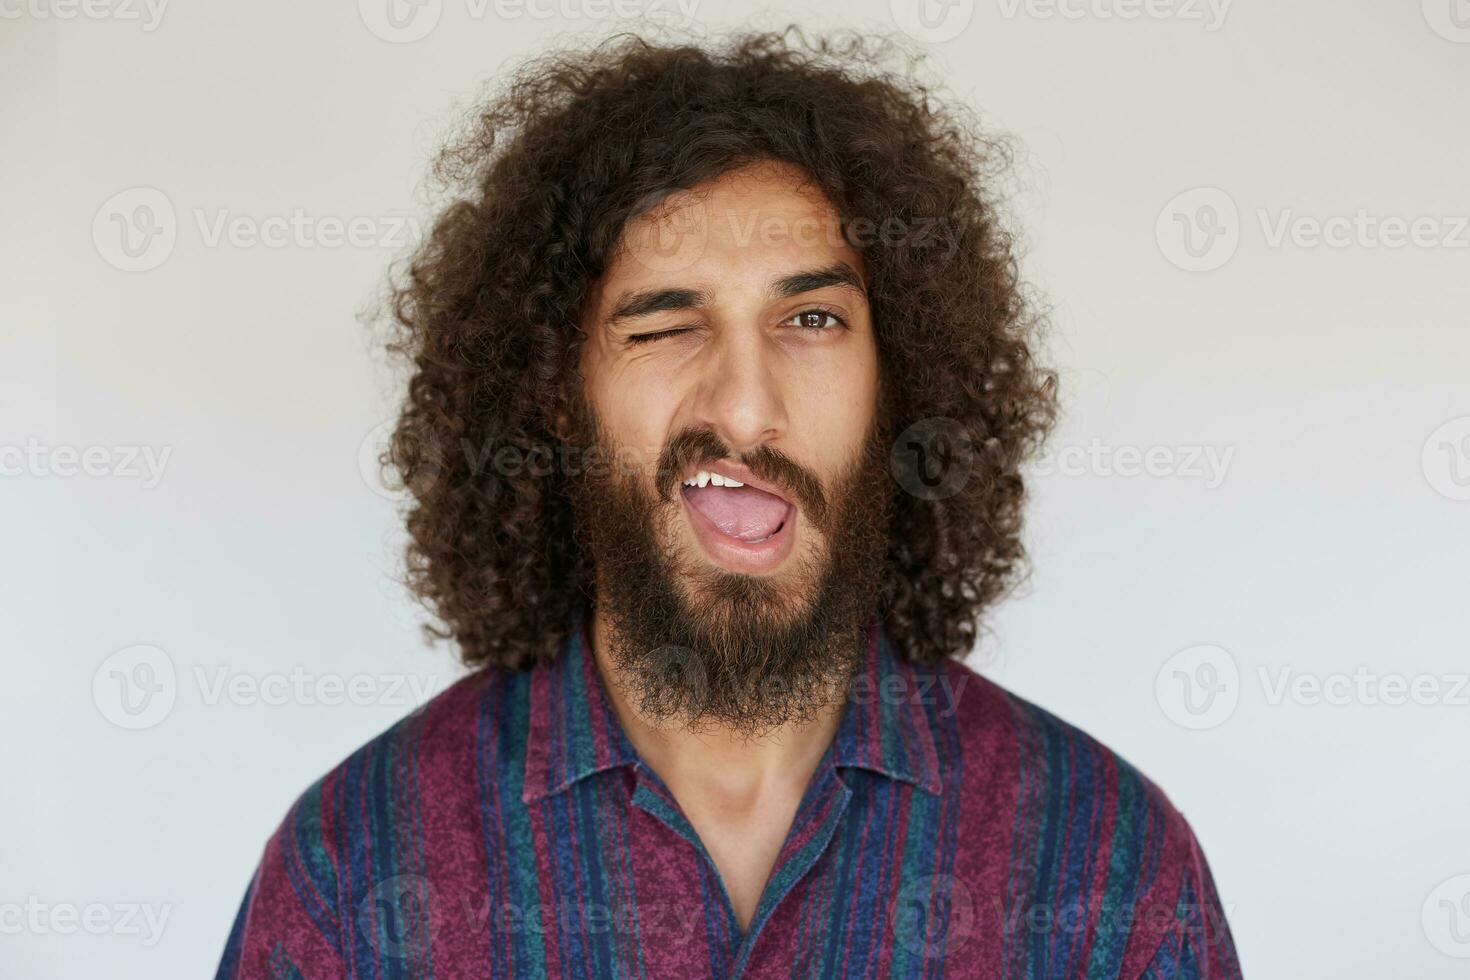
left=217, top=29, right=1240, bottom=978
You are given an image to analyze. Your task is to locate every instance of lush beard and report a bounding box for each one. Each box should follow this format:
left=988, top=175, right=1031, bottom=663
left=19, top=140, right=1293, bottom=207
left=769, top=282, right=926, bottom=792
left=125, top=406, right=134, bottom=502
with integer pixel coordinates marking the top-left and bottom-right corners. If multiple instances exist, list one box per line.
left=565, top=398, right=893, bottom=739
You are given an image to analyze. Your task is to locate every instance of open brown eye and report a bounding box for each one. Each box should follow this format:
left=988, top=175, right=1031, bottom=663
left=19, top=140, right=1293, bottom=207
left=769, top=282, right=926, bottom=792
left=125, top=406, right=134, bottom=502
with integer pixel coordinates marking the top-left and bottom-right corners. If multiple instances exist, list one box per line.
left=789, top=309, right=846, bottom=330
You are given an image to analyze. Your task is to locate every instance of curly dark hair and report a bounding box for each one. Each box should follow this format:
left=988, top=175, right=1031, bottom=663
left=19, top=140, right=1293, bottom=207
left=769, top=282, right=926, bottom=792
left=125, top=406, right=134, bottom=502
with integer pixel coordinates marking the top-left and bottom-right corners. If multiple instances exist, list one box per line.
left=382, top=26, right=1057, bottom=671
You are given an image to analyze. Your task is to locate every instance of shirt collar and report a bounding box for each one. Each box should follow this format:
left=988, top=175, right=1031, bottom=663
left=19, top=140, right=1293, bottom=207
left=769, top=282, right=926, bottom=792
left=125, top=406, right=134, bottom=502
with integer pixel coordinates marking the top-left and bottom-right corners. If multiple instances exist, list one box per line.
left=828, top=620, right=945, bottom=796
left=521, top=607, right=943, bottom=803
left=520, top=606, right=640, bottom=804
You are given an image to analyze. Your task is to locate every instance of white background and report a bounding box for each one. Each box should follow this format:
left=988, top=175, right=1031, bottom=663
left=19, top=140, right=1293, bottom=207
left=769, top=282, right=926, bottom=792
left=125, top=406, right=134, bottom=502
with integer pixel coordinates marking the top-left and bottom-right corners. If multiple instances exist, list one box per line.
left=4, top=1, right=1469, bottom=976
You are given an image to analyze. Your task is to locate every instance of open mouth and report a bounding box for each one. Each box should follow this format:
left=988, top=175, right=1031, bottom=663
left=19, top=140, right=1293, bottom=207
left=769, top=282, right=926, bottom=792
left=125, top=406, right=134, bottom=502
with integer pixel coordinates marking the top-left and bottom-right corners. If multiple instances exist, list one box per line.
left=678, top=465, right=798, bottom=572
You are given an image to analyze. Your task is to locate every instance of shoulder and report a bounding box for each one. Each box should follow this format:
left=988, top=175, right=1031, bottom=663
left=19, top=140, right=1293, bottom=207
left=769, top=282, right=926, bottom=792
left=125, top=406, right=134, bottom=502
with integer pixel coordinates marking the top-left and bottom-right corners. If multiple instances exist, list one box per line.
left=267, top=662, right=528, bottom=850
left=218, top=665, right=535, bottom=976
left=931, top=655, right=1191, bottom=842
left=928, top=656, right=1241, bottom=975
left=248, top=669, right=525, bottom=904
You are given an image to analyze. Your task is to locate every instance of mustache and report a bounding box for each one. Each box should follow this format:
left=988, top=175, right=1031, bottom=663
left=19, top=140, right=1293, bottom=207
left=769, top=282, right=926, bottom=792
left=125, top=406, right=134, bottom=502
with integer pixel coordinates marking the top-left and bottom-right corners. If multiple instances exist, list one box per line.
left=654, top=426, right=829, bottom=526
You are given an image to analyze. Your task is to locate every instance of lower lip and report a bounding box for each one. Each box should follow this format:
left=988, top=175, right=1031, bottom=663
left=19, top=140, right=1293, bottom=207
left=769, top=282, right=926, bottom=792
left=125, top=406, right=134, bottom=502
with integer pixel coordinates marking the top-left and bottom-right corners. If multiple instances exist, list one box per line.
left=679, top=487, right=797, bottom=574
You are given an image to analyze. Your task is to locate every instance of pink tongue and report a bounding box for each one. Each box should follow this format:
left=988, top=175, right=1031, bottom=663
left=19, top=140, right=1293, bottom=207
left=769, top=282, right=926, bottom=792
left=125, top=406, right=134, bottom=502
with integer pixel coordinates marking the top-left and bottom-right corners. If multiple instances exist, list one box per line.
left=684, top=484, right=790, bottom=541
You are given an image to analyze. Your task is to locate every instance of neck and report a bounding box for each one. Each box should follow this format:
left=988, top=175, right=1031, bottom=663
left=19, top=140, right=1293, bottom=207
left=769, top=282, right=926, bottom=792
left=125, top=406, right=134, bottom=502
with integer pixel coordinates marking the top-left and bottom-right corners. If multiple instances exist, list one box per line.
left=586, top=603, right=846, bottom=803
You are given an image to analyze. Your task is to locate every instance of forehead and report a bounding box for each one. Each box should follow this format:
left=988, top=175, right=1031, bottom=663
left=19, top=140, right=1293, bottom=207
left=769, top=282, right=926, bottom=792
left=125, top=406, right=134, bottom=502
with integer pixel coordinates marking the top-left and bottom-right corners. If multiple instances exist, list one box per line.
left=586, top=161, right=863, bottom=316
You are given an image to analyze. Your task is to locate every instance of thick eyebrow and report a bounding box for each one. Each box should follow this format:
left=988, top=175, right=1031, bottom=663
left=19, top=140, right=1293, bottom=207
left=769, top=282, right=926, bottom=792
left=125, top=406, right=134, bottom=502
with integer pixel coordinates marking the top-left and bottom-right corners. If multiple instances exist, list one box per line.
left=768, top=262, right=867, bottom=300
left=606, top=287, right=710, bottom=325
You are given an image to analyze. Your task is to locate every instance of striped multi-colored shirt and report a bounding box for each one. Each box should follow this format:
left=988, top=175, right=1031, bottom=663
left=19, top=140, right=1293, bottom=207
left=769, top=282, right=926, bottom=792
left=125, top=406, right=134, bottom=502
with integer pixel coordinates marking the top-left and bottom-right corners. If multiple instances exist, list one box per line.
left=216, top=610, right=1241, bottom=978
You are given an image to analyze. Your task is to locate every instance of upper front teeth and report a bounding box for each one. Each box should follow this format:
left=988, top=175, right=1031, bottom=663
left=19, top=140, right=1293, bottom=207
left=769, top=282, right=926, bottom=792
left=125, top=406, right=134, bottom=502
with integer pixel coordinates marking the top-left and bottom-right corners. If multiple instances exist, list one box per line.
left=683, top=470, right=744, bottom=488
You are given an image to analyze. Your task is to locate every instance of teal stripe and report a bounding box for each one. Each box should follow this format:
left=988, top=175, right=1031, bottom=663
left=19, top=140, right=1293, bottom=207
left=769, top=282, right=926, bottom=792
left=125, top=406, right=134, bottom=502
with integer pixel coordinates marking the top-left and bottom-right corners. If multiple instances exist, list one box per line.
left=489, top=673, right=549, bottom=978
left=1083, top=762, right=1145, bottom=977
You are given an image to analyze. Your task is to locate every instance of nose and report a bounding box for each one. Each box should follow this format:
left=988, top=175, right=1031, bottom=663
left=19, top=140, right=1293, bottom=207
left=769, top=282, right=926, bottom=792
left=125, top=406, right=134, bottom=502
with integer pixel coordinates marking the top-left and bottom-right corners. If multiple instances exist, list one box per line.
left=690, top=329, right=788, bottom=455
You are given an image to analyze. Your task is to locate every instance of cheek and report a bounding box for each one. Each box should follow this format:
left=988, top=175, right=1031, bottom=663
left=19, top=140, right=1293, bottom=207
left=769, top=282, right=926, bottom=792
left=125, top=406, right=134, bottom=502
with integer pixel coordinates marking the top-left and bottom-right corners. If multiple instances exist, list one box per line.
left=790, top=342, right=879, bottom=470
left=587, top=366, right=682, bottom=476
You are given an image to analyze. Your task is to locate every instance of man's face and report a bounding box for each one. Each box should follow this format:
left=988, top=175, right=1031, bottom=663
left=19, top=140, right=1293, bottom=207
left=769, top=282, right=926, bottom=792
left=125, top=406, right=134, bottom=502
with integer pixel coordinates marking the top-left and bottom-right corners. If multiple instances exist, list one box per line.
left=570, top=160, right=891, bottom=734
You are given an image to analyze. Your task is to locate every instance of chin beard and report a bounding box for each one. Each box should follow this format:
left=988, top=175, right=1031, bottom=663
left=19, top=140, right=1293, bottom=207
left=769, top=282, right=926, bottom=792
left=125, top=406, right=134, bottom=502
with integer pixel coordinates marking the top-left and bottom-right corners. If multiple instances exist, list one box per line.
left=565, top=403, right=893, bottom=740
